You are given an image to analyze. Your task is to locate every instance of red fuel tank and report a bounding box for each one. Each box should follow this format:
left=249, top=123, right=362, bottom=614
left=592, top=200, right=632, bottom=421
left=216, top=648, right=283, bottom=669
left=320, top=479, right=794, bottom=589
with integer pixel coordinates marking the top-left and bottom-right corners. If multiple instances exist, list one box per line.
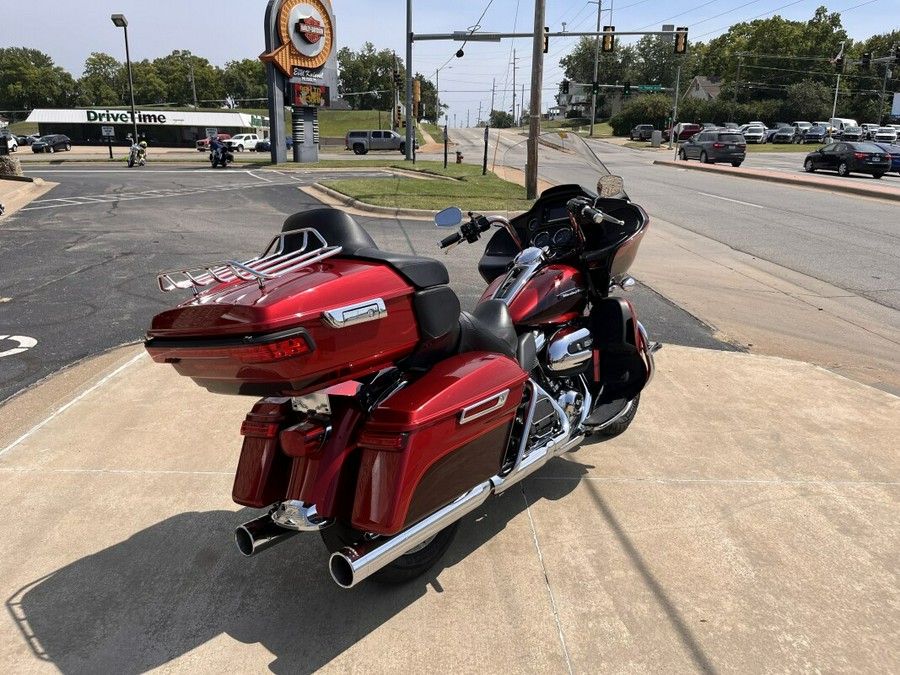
left=480, top=264, right=586, bottom=326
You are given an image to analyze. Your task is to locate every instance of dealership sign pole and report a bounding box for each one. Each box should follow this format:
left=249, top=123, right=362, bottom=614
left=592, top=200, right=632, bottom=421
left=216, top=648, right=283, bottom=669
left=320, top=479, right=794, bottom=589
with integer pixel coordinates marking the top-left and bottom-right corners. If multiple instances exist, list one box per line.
left=261, top=0, right=339, bottom=164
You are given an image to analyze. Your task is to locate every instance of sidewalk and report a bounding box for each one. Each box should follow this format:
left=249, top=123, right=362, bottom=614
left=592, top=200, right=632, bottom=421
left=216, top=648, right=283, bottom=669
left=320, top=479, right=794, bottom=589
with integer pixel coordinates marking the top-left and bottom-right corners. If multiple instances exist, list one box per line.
left=0, top=339, right=897, bottom=673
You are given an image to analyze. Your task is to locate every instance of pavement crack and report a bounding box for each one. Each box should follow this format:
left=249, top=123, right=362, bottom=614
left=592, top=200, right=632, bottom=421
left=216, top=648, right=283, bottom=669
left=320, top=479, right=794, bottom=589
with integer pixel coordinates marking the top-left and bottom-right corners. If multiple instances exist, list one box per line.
left=521, top=485, right=574, bottom=675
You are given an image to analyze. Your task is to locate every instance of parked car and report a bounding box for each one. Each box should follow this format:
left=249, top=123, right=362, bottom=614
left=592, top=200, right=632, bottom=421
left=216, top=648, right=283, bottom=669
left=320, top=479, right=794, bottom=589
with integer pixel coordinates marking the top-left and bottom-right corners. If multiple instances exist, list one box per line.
left=870, top=142, right=900, bottom=174
left=766, top=123, right=790, bottom=142
left=813, top=121, right=835, bottom=137
left=803, top=141, right=891, bottom=178
left=742, top=125, right=766, bottom=144
left=790, top=121, right=812, bottom=142
left=723, top=122, right=740, bottom=130
left=663, top=122, right=701, bottom=142
left=678, top=129, right=746, bottom=166
left=31, top=134, right=71, bottom=153
left=196, top=134, right=231, bottom=152
left=0, top=129, right=18, bottom=152
left=771, top=126, right=795, bottom=144
left=344, top=129, right=417, bottom=155
left=629, top=124, right=654, bottom=141
left=225, top=133, right=260, bottom=152
left=873, top=127, right=898, bottom=143
left=254, top=137, right=294, bottom=151
left=800, top=125, right=828, bottom=144
left=860, top=123, right=881, bottom=140
left=838, top=126, right=864, bottom=142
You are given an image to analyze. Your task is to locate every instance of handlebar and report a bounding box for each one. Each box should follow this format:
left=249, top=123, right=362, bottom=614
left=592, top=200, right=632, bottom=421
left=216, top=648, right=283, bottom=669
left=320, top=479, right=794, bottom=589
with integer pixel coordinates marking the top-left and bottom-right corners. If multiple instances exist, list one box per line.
left=566, top=197, right=625, bottom=227
left=439, top=231, right=463, bottom=249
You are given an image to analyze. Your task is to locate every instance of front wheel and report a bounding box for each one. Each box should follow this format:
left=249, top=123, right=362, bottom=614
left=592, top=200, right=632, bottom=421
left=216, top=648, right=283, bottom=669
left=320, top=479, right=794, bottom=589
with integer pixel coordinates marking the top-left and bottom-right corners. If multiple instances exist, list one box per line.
left=595, top=395, right=640, bottom=437
left=837, top=162, right=850, bottom=177
left=65, top=143, right=71, bottom=151
left=678, top=149, right=687, bottom=161
left=48, top=146, right=55, bottom=154
left=731, top=161, right=742, bottom=167
left=872, top=173, right=884, bottom=179
left=322, top=520, right=460, bottom=585
left=399, top=143, right=406, bottom=154
left=127, top=154, right=135, bottom=168
left=804, top=158, right=815, bottom=173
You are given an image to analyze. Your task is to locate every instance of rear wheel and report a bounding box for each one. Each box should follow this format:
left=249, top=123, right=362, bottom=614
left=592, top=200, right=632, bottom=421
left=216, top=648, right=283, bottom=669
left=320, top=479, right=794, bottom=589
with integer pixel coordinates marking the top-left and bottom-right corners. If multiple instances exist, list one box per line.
left=399, top=143, right=406, bottom=154
left=872, top=173, right=884, bottom=179
left=65, top=143, right=71, bottom=151
left=700, top=151, right=710, bottom=164
left=731, top=161, right=742, bottom=167
left=804, top=158, right=815, bottom=173
left=321, top=519, right=460, bottom=585
left=352, top=143, right=366, bottom=155
left=48, top=146, right=55, bottom=153
left=837, top=162, right=850, bottom=177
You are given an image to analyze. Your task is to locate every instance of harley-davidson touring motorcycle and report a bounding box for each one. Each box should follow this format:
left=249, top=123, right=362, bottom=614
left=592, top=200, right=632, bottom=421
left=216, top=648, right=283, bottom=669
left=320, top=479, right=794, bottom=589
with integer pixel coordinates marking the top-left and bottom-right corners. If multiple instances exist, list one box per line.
left=144, top=132, right=659, bottom=588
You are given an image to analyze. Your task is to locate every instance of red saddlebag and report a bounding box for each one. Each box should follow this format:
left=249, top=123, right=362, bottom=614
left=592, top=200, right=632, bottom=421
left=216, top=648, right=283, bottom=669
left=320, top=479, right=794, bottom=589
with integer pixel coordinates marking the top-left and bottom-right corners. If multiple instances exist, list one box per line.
left=351, top=352, right=528, bottom=535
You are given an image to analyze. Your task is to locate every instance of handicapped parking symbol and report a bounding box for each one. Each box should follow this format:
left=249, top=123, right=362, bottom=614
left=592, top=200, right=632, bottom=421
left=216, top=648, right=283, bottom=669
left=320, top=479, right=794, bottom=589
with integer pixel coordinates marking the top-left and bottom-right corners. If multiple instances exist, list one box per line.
left=0, top=335, right=37, bottom=357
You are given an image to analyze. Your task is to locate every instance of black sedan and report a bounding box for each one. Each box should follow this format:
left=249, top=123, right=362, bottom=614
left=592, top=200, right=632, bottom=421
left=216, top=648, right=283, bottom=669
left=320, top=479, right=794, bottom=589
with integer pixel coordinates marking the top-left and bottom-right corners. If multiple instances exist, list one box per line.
left=31, top=134, right=71, bottom=153
left=803, top=141, right=891, bottom=178
left=771, top=126, right=794, bottom=143
left=254, top=137, right=294, bottom=152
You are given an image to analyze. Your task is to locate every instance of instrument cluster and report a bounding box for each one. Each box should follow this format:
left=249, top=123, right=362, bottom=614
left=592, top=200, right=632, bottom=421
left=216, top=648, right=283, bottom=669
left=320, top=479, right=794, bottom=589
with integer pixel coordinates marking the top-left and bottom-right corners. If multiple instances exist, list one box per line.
left=525, top=200, right=577, bottom=253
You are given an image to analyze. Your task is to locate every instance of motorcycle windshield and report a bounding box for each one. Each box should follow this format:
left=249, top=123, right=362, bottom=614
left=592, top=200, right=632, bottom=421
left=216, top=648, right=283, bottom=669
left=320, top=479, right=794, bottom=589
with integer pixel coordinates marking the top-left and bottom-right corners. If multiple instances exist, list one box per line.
left=497, top=130, right=624, bottom=219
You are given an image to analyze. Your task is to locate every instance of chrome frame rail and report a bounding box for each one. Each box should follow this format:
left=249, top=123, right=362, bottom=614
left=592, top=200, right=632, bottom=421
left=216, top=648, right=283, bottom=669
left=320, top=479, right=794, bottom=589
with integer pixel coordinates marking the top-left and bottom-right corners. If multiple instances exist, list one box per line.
left=157, top=227, right=342, bottom=295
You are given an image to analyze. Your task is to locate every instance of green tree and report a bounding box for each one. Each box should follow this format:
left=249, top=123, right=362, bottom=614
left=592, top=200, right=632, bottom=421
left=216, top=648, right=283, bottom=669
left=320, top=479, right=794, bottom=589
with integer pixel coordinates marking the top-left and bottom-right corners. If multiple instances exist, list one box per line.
left=223, top=59, right=267, bottom=107
left=488, top=109, right=514, bottom=128
left=129, top=60, right=169, bottom=105
left=337, top=42, right=401, bottom=111
left=559, top=37, right=632, bottom=87
left=784, top=79, right=833, bottom=120
left=150, top=50, right=224, bottom=107
left=0, top=47, right=76, bottom=112
left=608, top=93, right=672, bottom=135
left=77, top=52, right=123, bottom=106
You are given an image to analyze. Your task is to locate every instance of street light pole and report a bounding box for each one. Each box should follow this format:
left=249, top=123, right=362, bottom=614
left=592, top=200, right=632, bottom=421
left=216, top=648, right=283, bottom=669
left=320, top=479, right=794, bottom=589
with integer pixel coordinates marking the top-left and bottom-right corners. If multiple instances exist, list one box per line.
left=111, top=13, right=138, bottom=144
left=589, top=0, right=602, bottom=137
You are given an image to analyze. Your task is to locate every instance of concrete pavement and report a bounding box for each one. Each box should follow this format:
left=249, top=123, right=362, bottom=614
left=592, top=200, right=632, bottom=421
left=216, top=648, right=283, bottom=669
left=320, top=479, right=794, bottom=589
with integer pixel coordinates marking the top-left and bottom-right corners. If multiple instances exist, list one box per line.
left=1, top=147, right=898, bottom=673
left=1, top=341, right=897, bottom=673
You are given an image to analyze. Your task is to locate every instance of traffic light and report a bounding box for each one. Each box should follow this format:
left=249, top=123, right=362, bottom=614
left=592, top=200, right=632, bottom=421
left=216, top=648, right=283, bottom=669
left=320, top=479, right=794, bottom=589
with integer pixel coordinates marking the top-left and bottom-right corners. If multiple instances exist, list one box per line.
left=413, top=78, right=421, bottom=105
left=602, top=26, right=614, bottom=53
left=543, top=26, right=549, bottom=54
left=895, top=45, right=900, bottom=63
left=861, top=52, right=871, bottom=70
left=393, top=68, right=400, bottom=86
left=561, top=79, right=569, bottom=94
left=395, top=105, right=401, bottom=127
left=623, top=81, right=631, bottom=96
left=834, top=55, right=844, bottom=73
left=591, top=82, right=600, bottom=96
left=674, top=26, right=688, bottom=54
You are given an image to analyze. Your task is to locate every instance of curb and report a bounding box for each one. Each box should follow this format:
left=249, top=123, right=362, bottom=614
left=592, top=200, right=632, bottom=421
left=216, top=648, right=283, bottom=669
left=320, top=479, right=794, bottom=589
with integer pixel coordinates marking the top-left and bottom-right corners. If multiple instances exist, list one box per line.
left=653, top=159, right=900, bottom=202
left=311, top=183, right=439, bottom=219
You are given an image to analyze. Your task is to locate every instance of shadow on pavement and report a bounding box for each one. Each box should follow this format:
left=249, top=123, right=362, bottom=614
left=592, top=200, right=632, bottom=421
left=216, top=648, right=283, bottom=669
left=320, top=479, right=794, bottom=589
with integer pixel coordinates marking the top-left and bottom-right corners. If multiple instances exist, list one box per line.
left=6, top=459, right=587, bottom=673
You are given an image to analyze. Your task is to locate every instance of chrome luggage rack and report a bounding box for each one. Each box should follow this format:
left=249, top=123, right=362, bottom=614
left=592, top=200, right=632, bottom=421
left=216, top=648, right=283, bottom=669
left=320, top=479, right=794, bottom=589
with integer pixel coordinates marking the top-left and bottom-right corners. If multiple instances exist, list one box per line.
left=157, top=227, right=342, bottom=295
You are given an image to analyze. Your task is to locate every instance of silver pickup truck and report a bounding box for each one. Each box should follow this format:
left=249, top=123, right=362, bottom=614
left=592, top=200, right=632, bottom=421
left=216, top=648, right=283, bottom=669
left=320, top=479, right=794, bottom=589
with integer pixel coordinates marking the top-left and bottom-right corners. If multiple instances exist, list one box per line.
left=345, top=129, right=417, bottom=155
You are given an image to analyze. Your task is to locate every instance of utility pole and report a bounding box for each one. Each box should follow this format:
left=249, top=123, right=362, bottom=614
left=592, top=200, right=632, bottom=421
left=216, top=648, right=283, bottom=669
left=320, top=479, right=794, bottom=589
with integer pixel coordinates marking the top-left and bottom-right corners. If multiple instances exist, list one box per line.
left=511, top=49, right=518, bottom=126
left=831, top=41, right=845, bottom=122
left=477, top=101, right=482, bottom=125
left=525, top=0, right=546, bottom=199
left=467, top=109, right=470, bottom=127
left=669, top=63, right=681, bottom=151
left=521, top=83, right=525, bottom=125
left=589, top=0, right=602, bottom=137
left=490, top=78, right=496, bottom=118
left=405, top=0, right=414, bottom=160
left=731, top=53, right=743, bottom=122
left=879, top=61, right=893, bottom=125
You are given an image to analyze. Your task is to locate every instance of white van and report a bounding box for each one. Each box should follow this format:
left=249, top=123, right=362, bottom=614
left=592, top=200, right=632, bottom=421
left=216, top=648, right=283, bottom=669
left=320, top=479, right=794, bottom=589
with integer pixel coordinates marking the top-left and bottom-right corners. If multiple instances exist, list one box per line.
left=829, top=117, right=858, bottom=137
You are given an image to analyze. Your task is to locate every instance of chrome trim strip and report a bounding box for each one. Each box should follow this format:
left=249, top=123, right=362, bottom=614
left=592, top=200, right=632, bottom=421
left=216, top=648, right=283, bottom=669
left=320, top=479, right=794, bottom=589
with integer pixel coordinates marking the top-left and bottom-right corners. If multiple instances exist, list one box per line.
left=271, top=501, right=334, bottom=531
left=459, top=389, right=509, bottom=424
left=322, top=298, right=387, bottom=329
left=637, top=321, right=660, bottom=386
left=491, top=247, right=545, bottom=305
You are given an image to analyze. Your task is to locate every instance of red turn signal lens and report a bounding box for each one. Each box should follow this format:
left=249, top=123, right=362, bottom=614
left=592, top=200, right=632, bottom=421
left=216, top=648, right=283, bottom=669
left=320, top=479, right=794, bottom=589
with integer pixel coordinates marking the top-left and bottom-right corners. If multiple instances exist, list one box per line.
left=854, top=153, right=867, bottom=159
left=358, top=431, right=408, bottom=451
left=156, top=334, right=313, bottom=364
left=240, top=420, right=280, bottom=438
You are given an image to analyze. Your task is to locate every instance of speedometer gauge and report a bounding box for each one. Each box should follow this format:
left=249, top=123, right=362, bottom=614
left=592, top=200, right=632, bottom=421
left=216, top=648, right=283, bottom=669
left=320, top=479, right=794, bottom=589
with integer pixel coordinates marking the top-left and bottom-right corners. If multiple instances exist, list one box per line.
left=533, top=231, right=551, bottom=247
left=551, top=228, right=574, bottom=247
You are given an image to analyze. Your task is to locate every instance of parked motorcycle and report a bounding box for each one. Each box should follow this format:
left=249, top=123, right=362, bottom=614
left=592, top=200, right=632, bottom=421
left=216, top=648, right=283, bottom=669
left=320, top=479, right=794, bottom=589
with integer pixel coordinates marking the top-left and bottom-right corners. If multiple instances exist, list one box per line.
left=145, top=131, right=659, bottom=588
left=127, top=142, right=146, bottom=168
left=210, top=144, right=234, bottom=168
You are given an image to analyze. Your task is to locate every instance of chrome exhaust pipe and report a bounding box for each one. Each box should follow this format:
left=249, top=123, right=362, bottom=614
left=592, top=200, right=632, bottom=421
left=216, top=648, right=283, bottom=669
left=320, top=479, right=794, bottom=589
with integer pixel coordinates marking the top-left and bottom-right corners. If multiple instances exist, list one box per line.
left=234, top=513, right=299, bottom=557
left=329, top=480, right=493, bottom=589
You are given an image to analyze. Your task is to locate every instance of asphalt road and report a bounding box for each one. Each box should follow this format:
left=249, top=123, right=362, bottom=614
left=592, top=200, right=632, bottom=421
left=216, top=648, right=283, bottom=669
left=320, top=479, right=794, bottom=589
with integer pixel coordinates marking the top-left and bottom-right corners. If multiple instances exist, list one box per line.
left=0, top=164, right=728, bottom=404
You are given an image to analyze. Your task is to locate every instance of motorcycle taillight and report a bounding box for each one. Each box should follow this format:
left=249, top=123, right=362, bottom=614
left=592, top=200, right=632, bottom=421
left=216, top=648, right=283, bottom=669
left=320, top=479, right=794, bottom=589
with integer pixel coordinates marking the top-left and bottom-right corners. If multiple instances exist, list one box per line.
left=162, top=334, right=313, bottom=364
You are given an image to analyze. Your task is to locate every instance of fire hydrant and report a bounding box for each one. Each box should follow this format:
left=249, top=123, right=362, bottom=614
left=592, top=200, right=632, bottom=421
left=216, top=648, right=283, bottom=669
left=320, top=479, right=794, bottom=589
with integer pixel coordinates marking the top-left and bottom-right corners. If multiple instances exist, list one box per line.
left=455, top=150, right=463, bottom=164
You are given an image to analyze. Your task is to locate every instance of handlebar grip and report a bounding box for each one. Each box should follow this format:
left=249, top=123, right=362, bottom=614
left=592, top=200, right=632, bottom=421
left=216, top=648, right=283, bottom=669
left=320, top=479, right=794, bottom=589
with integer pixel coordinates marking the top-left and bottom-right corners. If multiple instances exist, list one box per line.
left=439, top=231, right=463, bottom=249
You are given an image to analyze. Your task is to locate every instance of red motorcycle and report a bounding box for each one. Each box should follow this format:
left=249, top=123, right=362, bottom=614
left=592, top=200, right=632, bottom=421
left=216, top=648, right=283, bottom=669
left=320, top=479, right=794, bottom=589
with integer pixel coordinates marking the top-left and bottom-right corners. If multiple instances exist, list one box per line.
left=145, top=132, right=659, bottom=588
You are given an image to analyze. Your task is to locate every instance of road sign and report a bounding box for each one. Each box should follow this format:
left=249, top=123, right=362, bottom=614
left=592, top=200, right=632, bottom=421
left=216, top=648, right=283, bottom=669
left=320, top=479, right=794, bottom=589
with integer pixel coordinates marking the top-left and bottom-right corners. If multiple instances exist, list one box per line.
left=637, top=84, right=662, bottom=92
left=101, top=126, right=115, bottom=137
left=206, top=128, right=218, bottom=139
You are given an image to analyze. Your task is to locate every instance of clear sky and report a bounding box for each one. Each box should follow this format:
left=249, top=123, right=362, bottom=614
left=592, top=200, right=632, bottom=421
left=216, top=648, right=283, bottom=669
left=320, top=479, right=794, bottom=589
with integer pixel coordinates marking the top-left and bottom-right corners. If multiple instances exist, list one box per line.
left=2, top=0, right=895, bottom=125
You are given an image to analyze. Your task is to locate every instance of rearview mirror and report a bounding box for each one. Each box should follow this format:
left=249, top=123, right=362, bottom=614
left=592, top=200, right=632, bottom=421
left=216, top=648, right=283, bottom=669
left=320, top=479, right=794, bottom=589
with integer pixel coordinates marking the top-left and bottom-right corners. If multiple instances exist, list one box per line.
left=434, top=206, right=463, bottom=227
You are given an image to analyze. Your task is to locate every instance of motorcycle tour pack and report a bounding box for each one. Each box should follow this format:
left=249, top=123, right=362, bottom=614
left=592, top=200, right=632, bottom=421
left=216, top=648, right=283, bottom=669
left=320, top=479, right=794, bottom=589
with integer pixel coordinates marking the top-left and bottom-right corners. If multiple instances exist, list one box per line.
left=145, top=132, right=658, bottom=588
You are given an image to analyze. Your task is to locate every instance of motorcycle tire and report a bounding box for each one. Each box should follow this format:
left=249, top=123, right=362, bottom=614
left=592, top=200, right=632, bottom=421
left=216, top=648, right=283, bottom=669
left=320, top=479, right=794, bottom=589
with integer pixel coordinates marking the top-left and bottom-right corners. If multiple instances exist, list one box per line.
left=321, top=519, right=460, bottom=584
left=594, top=395, right=640, bottom=437
left=128, top=155, right=135, bottom=168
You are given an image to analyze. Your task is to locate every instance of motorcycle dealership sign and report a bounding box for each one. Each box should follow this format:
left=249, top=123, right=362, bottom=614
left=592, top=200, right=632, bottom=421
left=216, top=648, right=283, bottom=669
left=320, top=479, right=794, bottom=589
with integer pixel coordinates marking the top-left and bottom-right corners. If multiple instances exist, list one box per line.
left=260, top=0, right=335, bottom=77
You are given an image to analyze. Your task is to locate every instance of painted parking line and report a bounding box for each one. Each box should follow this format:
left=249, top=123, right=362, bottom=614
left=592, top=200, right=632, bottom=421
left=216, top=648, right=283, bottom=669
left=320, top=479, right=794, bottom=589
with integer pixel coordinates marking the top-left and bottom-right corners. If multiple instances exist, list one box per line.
left=697, top=192, right=765, bottom=209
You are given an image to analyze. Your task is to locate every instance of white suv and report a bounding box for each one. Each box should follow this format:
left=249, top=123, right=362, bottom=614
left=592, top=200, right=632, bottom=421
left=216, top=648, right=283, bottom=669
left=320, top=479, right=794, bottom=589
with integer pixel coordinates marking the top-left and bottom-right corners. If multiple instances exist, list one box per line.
left=226, top=134, right=260, bottom=152
left=0, top=130, right=18, bottom=152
